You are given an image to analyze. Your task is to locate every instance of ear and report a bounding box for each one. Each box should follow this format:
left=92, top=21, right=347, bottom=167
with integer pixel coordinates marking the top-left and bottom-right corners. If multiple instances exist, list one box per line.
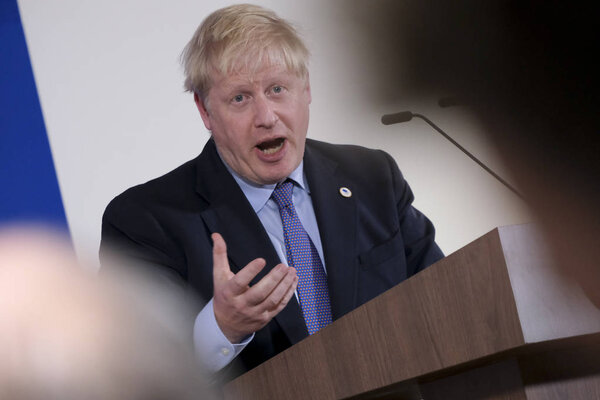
left=194, top=92, right=212, bottom=131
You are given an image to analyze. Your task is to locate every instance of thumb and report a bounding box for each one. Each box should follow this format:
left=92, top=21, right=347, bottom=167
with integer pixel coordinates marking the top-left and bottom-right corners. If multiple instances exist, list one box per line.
left=212, top=233, right=233, bottom=283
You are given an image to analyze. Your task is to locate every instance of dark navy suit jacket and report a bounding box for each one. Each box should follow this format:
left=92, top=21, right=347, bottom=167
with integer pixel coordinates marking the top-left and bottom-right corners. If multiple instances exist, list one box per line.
left=101, top=138, right=443, bottom=378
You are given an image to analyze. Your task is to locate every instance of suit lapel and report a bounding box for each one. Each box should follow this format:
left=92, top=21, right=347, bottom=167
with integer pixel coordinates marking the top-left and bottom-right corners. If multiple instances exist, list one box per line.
left=194, top=139, right=308, bottom=344
left=304, top=141, right=358, bottom=319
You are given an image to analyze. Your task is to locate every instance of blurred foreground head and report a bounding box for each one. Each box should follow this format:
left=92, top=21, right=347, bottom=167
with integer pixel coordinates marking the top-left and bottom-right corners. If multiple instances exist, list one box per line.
left=0, top=228, right=212, bottom=400
left=401, top=1, right=600, bottom=305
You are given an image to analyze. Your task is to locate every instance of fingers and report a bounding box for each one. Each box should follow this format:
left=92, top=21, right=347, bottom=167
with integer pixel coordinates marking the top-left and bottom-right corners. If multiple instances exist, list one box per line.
left=212, top=232, right=283, bottom=297
left=211, top=232, right=299, bottom=342
left=212, top=233, right=232, bottom=282
left=245, top=264, right=296, bottom=305
left=228, top=257, right=267, bottom=295
left=263, top=268, right=298, bottom=312
left=276, top=275, right=298, bottom=311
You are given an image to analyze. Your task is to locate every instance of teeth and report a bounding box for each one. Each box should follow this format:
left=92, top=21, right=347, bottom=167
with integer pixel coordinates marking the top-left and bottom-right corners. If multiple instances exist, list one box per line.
left=260, top=140, right=284, bottom=155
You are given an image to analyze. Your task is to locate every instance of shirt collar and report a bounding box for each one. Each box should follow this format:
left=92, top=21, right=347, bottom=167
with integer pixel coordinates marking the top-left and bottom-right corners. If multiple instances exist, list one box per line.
left=219, top=152, right=308, bottom=213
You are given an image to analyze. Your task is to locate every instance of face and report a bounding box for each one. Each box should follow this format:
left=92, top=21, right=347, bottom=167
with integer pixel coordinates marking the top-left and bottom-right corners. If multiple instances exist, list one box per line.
left=195, top=63, right=311, bottom=185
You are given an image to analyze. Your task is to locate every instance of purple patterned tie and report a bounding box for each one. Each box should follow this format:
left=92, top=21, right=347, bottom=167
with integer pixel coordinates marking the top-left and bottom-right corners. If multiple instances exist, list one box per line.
left=272, top=180, right=332, bottom=334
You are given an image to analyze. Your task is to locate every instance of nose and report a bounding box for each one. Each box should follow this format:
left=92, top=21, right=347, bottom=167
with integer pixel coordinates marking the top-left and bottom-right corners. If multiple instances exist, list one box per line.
left=253, top=95, right=278, bottom=129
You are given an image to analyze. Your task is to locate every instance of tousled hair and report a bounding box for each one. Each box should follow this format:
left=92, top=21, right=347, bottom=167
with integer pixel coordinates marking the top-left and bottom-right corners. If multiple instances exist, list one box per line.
left=181, top=4, right=310, bottom=98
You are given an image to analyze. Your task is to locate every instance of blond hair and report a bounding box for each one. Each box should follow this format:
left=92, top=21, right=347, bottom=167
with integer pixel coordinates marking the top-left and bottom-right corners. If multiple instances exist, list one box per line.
left=181, top=4, right=309, bottom=98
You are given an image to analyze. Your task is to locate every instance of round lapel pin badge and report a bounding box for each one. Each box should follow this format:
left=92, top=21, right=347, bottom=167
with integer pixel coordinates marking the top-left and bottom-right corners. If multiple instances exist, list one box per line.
left=339, top=187, right=352, bottom=198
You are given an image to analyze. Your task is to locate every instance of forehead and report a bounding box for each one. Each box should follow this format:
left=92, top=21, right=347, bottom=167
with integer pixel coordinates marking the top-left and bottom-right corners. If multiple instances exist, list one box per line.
left=209, top=63, right=304, bottom=93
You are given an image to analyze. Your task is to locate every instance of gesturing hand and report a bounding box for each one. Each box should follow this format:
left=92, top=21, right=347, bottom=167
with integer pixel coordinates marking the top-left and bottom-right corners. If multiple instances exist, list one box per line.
left=211, top=233, right=298, bottom=343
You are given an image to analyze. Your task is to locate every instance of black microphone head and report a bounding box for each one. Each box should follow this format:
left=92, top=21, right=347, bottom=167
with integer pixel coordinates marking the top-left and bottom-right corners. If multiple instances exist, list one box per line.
left=381, top=111, right=414, bottom=125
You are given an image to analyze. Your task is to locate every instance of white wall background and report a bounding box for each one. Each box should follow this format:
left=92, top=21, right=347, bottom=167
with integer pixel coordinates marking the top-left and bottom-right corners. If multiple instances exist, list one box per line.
left=18, top=0, right=532, bottom=269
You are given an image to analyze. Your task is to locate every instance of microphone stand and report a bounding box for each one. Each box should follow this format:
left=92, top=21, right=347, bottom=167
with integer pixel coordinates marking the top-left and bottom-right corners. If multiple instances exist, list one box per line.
left=382, top=111, right=524, bottom=200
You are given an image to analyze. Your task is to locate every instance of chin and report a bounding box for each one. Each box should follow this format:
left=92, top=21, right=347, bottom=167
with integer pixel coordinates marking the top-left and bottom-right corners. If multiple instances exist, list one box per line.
left=260, top=175, right=286, bottom=185
left=257, top=171, right=290, bottom=185
left=252, top=157, right=301, bottom=185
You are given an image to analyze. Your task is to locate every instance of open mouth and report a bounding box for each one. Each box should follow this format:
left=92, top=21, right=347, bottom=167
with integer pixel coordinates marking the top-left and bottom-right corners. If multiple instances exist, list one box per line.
left=256, top=138, right=285, bottom=155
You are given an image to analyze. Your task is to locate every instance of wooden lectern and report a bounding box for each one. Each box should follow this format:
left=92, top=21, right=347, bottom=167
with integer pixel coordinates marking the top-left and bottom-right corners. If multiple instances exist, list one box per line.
left=224, top=224, right=600, bottom=399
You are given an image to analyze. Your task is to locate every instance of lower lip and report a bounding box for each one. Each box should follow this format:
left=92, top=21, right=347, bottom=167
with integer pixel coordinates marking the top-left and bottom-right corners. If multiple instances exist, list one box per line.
left=255, top=140, right=287, bottom=162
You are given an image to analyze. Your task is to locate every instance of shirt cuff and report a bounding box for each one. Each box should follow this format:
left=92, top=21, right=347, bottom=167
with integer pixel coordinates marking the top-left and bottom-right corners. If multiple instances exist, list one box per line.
left=193, top=298, right=254, bottom=373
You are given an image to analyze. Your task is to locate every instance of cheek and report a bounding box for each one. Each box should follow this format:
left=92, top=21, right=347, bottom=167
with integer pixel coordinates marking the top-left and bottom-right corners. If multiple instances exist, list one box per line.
left=212, top=115, right=239, bottom=139
left=215, top=119, right=255, bottom=155
left=291, top=104, right=310, bottom=134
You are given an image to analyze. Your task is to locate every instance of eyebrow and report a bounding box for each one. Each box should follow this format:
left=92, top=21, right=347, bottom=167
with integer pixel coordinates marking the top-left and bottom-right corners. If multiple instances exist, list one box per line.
left=225, top=76, right=293, bottom=94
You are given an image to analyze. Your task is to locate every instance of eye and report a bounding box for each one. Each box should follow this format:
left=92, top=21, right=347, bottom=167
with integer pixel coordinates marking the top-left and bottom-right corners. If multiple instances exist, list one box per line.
left=230, top=93, right=250, bottom=106
left=271, top=85, right=284, bottom=94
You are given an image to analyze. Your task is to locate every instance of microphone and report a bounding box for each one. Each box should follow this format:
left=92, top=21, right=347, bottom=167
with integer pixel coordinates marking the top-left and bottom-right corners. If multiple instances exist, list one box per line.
left=381, top=111, right=413, bottom=125
left=381, top=111, right=524, bottom=200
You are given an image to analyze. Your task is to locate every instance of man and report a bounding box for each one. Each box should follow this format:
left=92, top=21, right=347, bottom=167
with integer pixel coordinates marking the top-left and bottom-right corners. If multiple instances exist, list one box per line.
left=101, top=4, right=443, bottom=379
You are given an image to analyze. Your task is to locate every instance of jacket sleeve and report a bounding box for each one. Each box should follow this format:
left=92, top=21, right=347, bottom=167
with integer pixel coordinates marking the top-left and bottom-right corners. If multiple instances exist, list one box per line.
left=384, top=150, right=444, bottom=275
left=100, top=193, right=187, bottom=290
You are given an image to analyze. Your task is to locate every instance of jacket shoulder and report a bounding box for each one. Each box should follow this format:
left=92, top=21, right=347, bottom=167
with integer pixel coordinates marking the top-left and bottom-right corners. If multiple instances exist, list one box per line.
left=111, top=157, right=199, bottom=205
left=305, top=138, right=398, bottom=179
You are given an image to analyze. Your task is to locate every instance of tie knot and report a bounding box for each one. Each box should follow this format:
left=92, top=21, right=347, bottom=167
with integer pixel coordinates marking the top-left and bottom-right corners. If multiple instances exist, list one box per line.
left=272, top=180, right=294, bottom=209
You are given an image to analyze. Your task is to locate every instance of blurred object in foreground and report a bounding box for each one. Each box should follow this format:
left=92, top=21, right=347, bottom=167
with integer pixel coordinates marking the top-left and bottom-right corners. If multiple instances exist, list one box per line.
left=0, top=227, right=213, bottom=400
left=400, top=1, right=600, bottom=306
